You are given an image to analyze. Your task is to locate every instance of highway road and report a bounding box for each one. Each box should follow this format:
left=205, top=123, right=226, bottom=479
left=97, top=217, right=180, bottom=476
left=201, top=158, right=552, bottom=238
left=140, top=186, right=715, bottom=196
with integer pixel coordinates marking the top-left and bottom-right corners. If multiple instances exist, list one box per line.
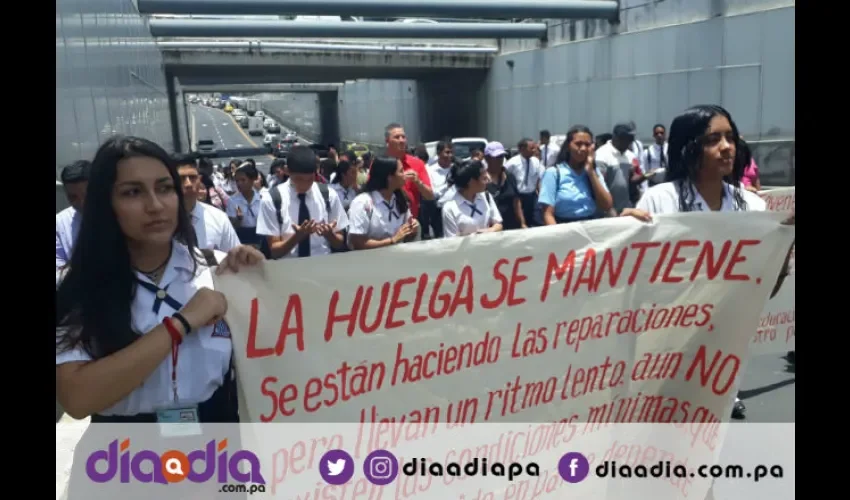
left=190, top=104, right=275, bottom=174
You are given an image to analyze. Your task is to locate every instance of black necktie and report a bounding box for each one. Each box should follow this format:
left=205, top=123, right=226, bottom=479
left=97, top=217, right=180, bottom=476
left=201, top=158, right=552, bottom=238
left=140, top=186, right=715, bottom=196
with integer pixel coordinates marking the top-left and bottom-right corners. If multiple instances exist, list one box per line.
left=466, top=202, right=483, bottom=217
left=525, top=157, right=532, bottom=191
left=297, top=193, right=311, bottom=257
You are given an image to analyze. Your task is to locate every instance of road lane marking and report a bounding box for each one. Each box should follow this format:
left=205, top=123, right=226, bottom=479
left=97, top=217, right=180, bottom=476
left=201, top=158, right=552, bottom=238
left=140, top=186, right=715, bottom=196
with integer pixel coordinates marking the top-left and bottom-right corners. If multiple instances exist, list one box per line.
left=190, top=107, right=197, bottom=150
left=221, top=109, right=274, bottom=159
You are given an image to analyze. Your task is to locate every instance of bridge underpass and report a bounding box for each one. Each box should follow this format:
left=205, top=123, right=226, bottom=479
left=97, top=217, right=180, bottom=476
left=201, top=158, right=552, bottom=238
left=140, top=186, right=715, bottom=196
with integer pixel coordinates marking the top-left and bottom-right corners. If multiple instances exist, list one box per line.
left=164, top=42, right=495, bottom=148
left=148, top=0, right=622, bottom=151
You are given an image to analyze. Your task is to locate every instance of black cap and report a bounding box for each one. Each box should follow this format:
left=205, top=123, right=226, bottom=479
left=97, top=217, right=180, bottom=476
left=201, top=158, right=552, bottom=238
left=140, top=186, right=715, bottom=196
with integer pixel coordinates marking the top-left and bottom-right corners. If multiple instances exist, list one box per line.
left=613, top=123, right=636, bottom=138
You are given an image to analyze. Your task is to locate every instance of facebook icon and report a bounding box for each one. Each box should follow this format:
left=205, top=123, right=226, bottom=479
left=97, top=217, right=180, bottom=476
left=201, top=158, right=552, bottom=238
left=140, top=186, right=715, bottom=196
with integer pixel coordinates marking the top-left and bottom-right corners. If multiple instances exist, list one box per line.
left=558, top=452, right=590, bottom=483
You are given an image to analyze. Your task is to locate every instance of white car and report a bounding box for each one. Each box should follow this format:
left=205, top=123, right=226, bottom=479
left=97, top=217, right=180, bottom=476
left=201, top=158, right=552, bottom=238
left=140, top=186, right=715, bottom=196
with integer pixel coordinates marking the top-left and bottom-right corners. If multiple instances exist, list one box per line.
left=425, top=137, right=488, bottom=161
left=255, top=110, right=265, bottom=118
left=263, top=134, right=278, bottom=146
left=263, top=118, right=275, bottom=128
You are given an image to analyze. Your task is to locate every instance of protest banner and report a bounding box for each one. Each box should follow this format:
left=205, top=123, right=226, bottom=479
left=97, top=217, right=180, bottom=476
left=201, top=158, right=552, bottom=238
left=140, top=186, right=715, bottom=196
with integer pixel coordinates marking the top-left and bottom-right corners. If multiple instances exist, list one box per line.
left=214, top=212, right=794, bottom=498
left=750, top=187, right=795, bottom=356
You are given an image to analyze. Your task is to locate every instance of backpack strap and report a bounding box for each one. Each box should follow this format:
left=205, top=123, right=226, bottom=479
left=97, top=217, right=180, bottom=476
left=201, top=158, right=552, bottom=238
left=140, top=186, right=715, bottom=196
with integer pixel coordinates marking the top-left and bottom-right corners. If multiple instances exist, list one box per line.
left=318, top=182, right=331, bottom=214
left=270, top=185, right=284, bottom=227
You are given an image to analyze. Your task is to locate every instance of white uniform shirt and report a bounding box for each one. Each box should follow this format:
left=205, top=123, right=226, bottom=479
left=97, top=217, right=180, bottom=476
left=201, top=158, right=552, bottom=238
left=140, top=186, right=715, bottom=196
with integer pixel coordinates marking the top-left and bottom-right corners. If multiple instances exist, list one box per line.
left=636, top=181, right=766, bottom=214
left=226, top=190, right=263, bottom=228
left=426, top=163, right=453, bottom=200
left=256, top=180, right=349, bottom=258
left=629, top=139, right=645, bottom=162
left=539, top=142, right=561, bottom=168
left=442, top=191, right=503, bottom=237
left=55, top=243, right=232, bottom=416
left=56, top=206, right=80, bottom=272
left=330, top=183, right=358, bottom=211
left=505, top=155, right=545, bottom=194
left=191, top=201, right=240, bottom=252
left=595, top=141, right=640, bottom=213
left=348, top=191, right=412, bottom=242
left=221, top=178, right=237, bottom=195
left=642, top=142, right=669, bottom=172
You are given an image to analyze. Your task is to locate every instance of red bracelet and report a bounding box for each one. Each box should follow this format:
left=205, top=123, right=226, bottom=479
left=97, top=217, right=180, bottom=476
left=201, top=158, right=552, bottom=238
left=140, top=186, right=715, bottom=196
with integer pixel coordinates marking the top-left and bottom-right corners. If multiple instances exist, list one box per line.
left=162, top=317, right=183, bottom=345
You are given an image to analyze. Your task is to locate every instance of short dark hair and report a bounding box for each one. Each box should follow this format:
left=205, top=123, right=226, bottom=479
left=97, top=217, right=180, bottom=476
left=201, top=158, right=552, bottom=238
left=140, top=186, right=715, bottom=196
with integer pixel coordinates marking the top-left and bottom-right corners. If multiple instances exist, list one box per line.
left=270, top=158, right=287, bottom=173
left=540, top=129, right=551, bottom=138
left=171, top=152, right=197, bottom=168
left=61, top=160, right=91, bottom=184
left=518, top=138, right=533, bottom=150
left=287, top=146, right=318, bottom=174
left=341, top=150, right=357, bottom=162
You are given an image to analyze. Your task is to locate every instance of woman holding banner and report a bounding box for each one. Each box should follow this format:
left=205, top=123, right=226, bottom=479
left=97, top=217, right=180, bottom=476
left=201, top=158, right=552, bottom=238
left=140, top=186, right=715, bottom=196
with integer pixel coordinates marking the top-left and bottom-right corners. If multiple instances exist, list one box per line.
left=56, top=136, right=264, bottom=498
left=621, top=104, right=794, bottom=420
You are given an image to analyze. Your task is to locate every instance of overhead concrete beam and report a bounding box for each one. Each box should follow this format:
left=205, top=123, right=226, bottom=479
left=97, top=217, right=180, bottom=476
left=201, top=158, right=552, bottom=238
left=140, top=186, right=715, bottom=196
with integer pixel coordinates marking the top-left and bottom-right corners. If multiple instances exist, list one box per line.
left=149, top=19, right=547, bottom=39
left=157, top=40, right=498, bottom=53
left=162, top=43, right=492, bottom=83
left=138, top=0, right=621, bottom=21
left=182, top=83, right=343, bottom=93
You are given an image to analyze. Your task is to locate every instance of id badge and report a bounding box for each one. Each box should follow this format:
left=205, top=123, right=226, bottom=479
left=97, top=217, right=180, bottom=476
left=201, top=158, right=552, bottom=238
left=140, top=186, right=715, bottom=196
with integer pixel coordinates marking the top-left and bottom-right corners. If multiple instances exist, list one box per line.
left=156, top=406, right=202, bottom=437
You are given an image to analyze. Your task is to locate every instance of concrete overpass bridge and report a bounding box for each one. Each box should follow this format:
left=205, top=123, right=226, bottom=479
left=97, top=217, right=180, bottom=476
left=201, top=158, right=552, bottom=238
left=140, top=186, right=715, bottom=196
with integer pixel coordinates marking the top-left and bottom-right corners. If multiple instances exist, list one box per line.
left=160, top=40, right=495, bottom=84
left=162, top=39, right=496, bottom=147
left=181, top=83, right=343, bottom=93
left=139, top=0, right=622, bottom=150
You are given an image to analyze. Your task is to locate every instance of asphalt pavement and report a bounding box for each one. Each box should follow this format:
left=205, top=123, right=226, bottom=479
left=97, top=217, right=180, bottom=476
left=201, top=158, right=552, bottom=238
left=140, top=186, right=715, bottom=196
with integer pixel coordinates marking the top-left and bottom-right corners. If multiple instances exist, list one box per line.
left=736, top=351, right=795, bottom=422
left=190, top=104, right=274, bottom=175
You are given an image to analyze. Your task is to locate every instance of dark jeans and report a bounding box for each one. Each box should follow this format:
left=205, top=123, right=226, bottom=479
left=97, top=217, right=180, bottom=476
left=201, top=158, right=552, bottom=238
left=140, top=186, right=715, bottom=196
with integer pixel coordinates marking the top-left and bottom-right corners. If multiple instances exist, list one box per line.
left=418, top=199, right=443, bottom=239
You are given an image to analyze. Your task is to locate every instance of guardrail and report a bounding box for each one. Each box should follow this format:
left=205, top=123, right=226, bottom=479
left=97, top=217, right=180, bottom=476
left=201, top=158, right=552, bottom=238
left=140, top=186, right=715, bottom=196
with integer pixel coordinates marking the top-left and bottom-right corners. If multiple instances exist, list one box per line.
left=260, top=107, right=320, bottom=144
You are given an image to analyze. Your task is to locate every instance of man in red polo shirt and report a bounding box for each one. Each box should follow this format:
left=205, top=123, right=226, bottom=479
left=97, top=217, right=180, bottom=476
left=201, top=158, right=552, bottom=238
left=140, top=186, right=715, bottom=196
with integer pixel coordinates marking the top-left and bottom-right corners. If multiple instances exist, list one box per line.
left=384, top=123, right=434, bottom=220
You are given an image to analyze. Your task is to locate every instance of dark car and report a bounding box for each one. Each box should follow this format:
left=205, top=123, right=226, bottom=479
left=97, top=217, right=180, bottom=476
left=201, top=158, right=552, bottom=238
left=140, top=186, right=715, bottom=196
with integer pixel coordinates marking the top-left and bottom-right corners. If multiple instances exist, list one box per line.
left=266, top=124, right=281, bottom=134
left=272, top=137, right=300, bottom=158
left=197, top=138, right=215, bottom=154
left=239, top=116, right=250, bottom=128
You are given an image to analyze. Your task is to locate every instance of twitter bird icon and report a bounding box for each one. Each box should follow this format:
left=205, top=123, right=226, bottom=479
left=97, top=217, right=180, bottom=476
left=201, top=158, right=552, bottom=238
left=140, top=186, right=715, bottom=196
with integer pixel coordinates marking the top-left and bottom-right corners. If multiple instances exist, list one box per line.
left=328, top=458, right=346, bottom=476
left=319, top=450, right=354, bottom=485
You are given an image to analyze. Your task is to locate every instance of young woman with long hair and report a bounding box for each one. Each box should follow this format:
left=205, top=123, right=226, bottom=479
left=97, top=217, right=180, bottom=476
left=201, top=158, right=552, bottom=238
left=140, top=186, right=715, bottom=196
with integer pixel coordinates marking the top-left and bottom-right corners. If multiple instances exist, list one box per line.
left=441, top=160, right=503, bottom=237
left=347, top=156, right=419, bottom=250
left=56, top=136, right=264, bottom=498
left=622, top=105, right=795, bottom=420
left=538, top=125, right=612, bottom=225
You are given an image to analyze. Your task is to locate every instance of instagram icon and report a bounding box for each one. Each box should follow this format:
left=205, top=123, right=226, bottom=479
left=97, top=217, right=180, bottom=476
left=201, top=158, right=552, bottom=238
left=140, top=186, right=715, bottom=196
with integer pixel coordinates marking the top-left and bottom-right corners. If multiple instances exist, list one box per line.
left=363, top=450, right=399, bottom=486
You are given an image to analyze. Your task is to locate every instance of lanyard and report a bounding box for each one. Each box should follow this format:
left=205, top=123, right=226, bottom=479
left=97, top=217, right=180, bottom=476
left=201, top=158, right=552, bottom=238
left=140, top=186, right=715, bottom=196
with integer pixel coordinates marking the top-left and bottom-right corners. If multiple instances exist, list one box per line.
left=171, top=337, right=180, bottom=402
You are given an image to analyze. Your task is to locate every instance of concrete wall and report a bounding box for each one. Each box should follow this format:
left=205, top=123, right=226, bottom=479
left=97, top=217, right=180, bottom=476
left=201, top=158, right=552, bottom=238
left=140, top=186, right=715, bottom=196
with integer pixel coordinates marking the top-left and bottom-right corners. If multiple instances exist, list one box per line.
left=57, top=0, right=173, bottom=202
left=320, top=0, right=794, bottom=184
left=262, top=93, right=323, bottom=143
left=487, top=0, right=795, bottom=185
left=338, top=80, right=422, bottom=147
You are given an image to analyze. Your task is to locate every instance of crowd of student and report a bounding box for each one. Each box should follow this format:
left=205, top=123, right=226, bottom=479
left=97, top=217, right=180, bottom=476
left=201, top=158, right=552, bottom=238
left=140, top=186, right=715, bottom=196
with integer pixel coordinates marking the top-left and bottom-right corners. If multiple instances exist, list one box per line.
left=55, top=103, right=793, bottom=498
